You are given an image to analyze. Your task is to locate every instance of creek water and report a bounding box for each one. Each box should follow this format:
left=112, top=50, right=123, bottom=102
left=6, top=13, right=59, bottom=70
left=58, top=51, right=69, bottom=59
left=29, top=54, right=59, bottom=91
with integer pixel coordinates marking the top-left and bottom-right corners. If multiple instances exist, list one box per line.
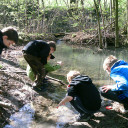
left=4, top=103, right=35, bottom=128
left=4, top=42, right=128, bottom=128
left=52, top=41, right=128, bottom=86
left=50, top=42, right=128, bottom=127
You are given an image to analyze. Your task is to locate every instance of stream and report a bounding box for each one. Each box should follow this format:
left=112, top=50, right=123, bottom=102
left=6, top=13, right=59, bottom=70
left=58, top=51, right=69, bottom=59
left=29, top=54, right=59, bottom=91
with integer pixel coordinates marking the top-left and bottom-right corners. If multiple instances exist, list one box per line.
left=4, top=41, right=128, bottom=128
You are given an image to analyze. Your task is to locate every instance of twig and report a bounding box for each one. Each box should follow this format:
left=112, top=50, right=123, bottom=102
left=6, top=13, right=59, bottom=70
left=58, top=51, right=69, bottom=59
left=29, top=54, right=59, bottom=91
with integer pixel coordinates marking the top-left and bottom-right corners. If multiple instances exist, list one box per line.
left=46, top=75, right=66, bottom=86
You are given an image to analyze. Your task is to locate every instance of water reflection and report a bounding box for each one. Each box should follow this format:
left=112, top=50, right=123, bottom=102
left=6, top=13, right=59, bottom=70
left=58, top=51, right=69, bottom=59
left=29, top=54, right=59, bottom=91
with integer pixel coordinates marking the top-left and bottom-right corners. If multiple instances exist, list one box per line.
left=51, top=42, right=128, bottom=86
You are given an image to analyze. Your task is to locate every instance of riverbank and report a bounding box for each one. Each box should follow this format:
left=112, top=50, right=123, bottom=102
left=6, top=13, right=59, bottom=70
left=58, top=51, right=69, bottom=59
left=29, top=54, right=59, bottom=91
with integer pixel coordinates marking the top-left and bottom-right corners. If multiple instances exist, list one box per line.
left=19, top=31, right=118, bottom=47
left=0, top=46, right=128, bottom=128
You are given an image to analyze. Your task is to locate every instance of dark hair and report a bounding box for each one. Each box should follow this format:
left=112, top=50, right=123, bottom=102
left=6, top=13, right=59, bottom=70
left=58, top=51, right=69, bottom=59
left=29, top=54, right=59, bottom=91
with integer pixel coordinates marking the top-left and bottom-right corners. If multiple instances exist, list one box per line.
left=2, top=27, right=18, bottom=43
left=47, top=41, right=56, bottom=51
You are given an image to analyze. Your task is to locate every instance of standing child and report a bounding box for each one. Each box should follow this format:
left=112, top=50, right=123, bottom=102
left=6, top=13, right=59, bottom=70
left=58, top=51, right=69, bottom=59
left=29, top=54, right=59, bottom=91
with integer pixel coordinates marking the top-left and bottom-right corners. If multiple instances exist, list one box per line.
left=57, top=70, right=101, bottom=122
left=100, top=55, right=128, bottom=113
left=0, top=26, right=18, bottom=55
left=22, top=40, right=56, bottom=89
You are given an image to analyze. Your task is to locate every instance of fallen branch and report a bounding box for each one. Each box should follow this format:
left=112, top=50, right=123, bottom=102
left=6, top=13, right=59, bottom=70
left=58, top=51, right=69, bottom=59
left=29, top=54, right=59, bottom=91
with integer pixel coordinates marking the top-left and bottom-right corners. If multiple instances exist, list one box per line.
left=46, top=75, right=66, bottom=86
left=0, top=101, right=12, bottom=108
left=87, top=20, right=115, bottom=44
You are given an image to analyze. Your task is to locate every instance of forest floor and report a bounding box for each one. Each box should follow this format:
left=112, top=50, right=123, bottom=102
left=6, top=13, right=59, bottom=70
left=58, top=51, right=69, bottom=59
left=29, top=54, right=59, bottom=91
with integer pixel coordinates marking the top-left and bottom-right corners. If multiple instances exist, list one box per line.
left=0, top=46, right=128, bottom=128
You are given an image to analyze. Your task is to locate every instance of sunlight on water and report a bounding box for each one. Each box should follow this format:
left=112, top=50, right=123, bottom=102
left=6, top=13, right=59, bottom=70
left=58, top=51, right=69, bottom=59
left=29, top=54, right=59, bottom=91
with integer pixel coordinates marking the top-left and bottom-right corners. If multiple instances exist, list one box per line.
left=4, top=103, right=35, bottom=128
left=56, top=103, right=78, bottom=128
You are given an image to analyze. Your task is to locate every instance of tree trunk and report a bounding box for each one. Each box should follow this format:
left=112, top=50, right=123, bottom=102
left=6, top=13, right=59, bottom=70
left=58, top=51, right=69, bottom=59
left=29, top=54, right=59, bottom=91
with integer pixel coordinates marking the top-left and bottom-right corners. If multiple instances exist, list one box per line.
left=24, top=0, right=27, bottom=32
left=94, top=0, right=103, bottom=48
left=37, top=0, right=40, bottom=32
left=81, top=0, right=84, bottom=6
left=99, top=1, right=107, bottom=48
left=110, top=0, right=112, bottom=27
left=41, top=0, right=45, bottom=8
left=127, top=0, right=128, bottom=43
left=115, top=0, right=119, bottom=47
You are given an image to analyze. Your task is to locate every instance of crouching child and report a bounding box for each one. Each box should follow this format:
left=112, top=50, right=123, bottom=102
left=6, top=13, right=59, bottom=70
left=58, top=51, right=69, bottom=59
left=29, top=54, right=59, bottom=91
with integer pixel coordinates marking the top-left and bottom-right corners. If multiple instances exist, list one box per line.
left=57, top=70, right=101, bottom=122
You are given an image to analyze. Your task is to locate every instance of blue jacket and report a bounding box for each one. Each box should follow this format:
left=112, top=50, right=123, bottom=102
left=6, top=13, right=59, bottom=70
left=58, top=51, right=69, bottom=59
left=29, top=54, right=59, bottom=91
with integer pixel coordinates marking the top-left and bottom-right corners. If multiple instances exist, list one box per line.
left=110, top=60, right=128, bottom=97
left=0, top=30, right=7, bottom=55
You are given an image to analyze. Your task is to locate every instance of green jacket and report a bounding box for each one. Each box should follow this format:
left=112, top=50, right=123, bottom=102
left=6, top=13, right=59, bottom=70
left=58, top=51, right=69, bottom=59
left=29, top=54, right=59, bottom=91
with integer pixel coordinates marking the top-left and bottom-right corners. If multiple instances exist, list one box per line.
left=26, top=63, right=61, bottom=81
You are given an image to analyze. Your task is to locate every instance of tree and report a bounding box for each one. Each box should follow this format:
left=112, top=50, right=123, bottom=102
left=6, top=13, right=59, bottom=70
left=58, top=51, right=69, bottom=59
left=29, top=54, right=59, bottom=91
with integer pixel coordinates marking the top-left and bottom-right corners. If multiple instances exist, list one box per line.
left=115, top=0, right=119, bottom=47
left=94, top=0, right=103, bottom=48
left=110, top=0, right=112, bottom=27
left=127, top=0, right=128, bottom=43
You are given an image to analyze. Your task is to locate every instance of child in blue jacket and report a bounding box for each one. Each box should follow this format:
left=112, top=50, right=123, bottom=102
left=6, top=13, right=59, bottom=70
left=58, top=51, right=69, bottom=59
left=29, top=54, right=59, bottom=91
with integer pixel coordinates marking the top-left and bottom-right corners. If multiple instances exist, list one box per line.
left=100, top=55, right=128, bottom=113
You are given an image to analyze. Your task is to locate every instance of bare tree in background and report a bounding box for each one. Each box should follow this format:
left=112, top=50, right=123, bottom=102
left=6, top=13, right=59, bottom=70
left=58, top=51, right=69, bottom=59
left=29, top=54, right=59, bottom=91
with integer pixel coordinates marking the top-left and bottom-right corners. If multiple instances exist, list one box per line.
left=94, top=0, right=103, bottom=48
left=127, top=0, right=128, bottom=43
left=115, top=0, right=119, bottom=47
left=110, top=0, right=112, bottom=28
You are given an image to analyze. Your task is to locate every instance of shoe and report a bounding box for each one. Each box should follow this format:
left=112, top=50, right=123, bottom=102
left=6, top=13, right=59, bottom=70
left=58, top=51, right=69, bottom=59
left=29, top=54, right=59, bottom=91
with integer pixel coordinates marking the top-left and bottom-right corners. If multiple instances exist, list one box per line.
left=42, top=78, right=48, bottom=84
left=33, top=83, right=48, bottom=92
left=76, top=114, right=94, bottom=122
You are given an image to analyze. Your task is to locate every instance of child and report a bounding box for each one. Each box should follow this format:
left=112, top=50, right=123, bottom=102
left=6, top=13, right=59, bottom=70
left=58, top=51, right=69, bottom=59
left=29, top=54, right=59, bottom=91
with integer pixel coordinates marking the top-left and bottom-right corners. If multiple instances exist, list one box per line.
left=22, top=40, right=56, bottom=88
left=100, top=55, right=128, bottom=113
left=0, top=26, right=18, bottom=55
left=57, top=70, right=101, bottom=122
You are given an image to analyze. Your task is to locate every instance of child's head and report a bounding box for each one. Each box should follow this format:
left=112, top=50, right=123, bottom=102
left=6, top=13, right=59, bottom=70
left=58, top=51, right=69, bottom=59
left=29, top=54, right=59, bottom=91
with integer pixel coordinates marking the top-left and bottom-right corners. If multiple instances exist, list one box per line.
left=2, top=26, right=18, bottom=47
left=47, top=41, right=56, bottom=54
left=67, top=70, right=80, bottom=83
left=103, top=55, right=118, bottom=74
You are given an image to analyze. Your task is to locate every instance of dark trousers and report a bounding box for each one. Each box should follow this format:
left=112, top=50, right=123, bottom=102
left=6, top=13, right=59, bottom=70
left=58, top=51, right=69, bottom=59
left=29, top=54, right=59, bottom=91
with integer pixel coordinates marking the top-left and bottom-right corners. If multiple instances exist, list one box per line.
left=23, top=52, right=46, bottom=86
left=99, top=87, right=128, bottom=109
left=70, top=96, right=97, bottom=116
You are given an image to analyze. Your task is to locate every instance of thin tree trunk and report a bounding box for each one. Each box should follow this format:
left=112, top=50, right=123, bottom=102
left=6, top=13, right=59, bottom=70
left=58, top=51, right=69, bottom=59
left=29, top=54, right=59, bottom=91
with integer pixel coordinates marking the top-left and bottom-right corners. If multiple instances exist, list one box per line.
left=36, top=0, right=40, bottom=32
left=94, top=0, right=103, bottom=48
left=115, top=0, right=119, bottom=47
left=24, top=0, right=27, bottom=32
left=127, top=0, right=128, bottom=43
left=41, top=0, right=45, bottom=33
left=110, top=0, right=112, bottom=28
left=41, top=0, right=45, bottom=8
left=16, top=0, right=20, bottom=28
left=56, top=0, right=58, bottom=6
left=99, top=1, right=107, bottom=48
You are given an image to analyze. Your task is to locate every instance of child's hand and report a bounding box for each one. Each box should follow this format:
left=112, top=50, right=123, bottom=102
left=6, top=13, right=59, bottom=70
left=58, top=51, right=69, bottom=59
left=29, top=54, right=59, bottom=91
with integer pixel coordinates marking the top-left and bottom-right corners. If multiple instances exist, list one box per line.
left=102, top=85, right=112, bottom=92
left=57, top=61, right=63, bottom=66
left=57, top=101, right=65, bottom=109
left=57, top=96, right=73, bottom=109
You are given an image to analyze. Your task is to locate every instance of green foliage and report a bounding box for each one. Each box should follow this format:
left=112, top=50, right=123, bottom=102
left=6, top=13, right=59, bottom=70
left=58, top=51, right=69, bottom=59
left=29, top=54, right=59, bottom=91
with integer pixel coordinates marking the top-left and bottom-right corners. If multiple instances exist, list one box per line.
left=0, top=0, right=127, bottom=38
left=72, top=33, right=77, bottom=37
left=0, top=65, right=2, bottom=69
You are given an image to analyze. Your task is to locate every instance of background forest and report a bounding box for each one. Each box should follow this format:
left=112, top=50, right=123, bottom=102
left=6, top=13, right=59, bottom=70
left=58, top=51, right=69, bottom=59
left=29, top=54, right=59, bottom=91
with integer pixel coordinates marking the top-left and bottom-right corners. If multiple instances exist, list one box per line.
left=0, top=0, right=128, bottom=48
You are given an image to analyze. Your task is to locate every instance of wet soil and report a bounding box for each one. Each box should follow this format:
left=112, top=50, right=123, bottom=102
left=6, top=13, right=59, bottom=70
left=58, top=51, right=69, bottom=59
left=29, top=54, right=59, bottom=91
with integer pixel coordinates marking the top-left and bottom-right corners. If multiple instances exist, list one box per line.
left=0, top=46, right=128, bottom=128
